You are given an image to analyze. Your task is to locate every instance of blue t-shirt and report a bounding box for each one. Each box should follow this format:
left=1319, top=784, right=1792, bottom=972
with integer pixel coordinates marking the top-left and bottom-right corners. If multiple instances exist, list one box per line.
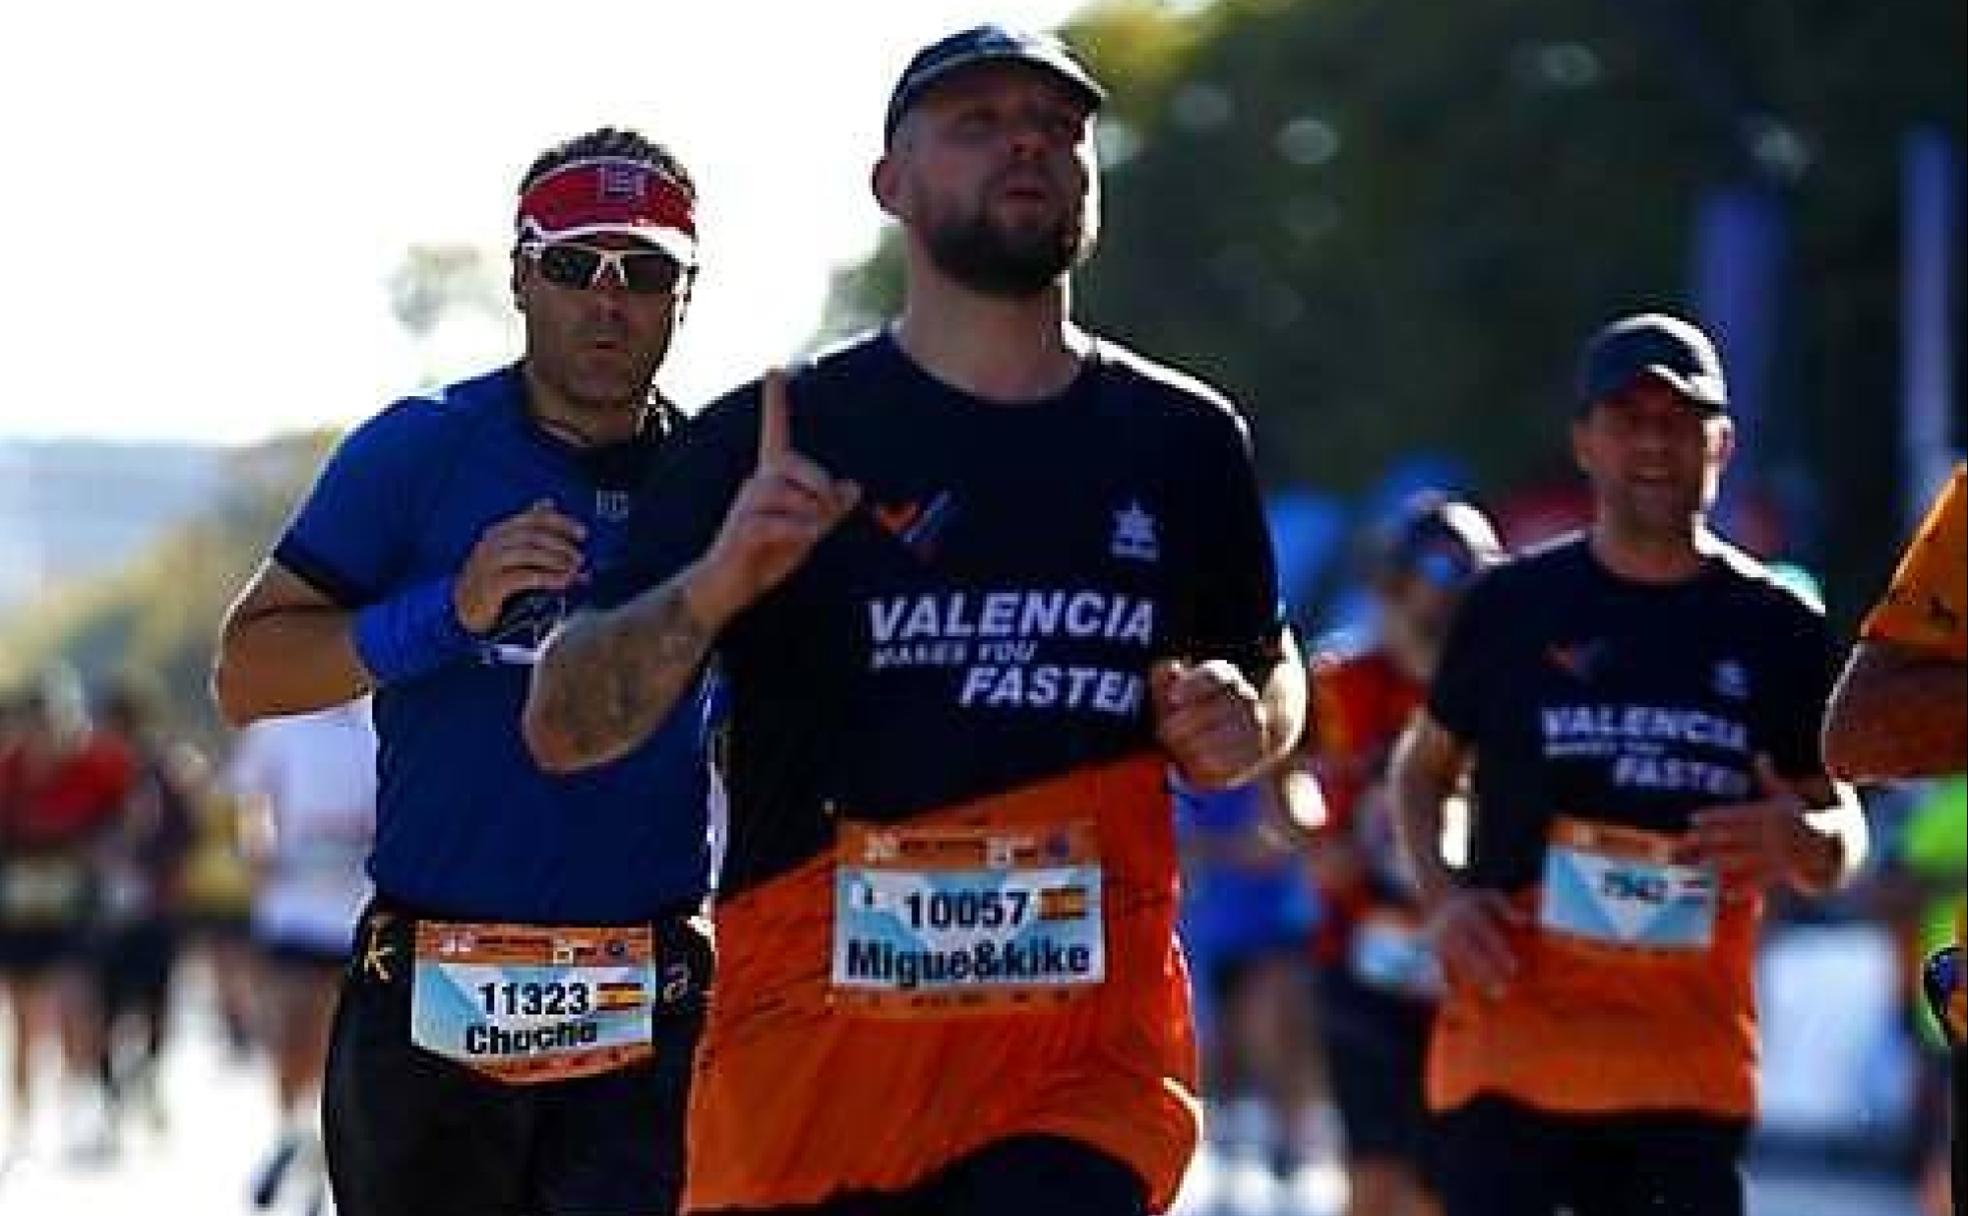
left=274, top=364, right=709, bottom=923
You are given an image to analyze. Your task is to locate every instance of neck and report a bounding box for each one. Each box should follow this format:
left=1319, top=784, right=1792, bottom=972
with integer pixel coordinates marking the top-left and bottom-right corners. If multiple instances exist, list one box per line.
left=521, top=363, right=643, bottom=448
left=1589, top=516, right=1712, bottom=584
left=891, top=263, right=1085, bottom=403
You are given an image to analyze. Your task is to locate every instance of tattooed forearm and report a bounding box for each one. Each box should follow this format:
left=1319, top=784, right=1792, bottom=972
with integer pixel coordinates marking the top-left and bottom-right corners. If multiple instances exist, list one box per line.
left=524, top=575, right=718, bottom=772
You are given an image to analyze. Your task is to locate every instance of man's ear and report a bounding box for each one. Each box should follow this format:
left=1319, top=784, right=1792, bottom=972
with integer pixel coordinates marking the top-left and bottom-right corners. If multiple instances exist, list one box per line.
left=1711, top=415, right=1737, bottom=466
left=872, top=153, right=902, bottom=221
left=1570, top=417, right=1594, bottom=478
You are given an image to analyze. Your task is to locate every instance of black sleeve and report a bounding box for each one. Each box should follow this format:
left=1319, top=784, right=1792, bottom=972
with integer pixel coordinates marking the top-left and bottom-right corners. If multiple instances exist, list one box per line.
left=1178, top=408, right=1285, bottom=682
left=590, top=383, right=760, bottom=611
left=1765, top=598, right=1841, bottom=781
left=1427, top=569, right=1503, bottom=743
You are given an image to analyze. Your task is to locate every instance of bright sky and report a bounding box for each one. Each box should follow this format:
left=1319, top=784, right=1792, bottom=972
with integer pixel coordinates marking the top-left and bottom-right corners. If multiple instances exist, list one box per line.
left=0, top=0, right=1085, bottom=445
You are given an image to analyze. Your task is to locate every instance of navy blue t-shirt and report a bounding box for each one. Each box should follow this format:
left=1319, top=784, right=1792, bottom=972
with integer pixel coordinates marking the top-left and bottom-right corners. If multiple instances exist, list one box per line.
left=1427, top=535, right=1837, bottom=892
left=597, top=331, right=1285, bottom=899
left=274, top=364, right=709, bottom=922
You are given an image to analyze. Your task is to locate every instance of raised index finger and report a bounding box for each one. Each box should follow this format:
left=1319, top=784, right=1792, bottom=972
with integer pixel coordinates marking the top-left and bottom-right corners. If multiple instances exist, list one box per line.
left=758, top=368, right=791, bottom=465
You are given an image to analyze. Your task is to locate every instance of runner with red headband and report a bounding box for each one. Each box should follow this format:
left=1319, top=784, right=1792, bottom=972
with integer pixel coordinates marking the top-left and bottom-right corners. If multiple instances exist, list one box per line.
left=213, top=128, right=714, bottom=1216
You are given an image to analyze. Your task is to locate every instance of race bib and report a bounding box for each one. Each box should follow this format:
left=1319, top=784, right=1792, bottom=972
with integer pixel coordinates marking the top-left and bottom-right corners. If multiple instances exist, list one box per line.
left=0, top=857, right=91, bottom=926
left=831, top=820, right=1105, bottom=1017
left=410, top=922, right=659, bottom=1084
left=1349, top=908, right=1443, bottom=998
left=1540, top=817, right=1716, bottom=953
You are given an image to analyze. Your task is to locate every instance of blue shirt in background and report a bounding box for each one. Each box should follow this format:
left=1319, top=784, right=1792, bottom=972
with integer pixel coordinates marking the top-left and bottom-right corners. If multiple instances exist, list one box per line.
left=1176, top=780, right=1319, bottom=962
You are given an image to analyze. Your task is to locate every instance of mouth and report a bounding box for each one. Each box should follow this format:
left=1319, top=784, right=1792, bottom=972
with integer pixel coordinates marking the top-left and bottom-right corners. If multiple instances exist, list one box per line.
left=1627, top=473, right=1687, bottom=501
left=994, top=171, right=1055, bottom=205
left=572, top=340, right=637, bottom=375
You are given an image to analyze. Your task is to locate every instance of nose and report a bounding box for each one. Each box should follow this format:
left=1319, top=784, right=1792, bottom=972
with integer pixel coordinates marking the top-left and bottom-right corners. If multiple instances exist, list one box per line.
left=584, top=281, right=628, bottom=324
left=1005, top=108, right=1068, bottom=161
left=1006, top=121, right=1049, bottom=161
left=1633, top=414, right=1679, bottom=452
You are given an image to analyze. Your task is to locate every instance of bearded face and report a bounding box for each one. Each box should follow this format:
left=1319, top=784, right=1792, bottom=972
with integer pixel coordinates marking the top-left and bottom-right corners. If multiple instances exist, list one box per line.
left=883, top=63, right=1100, bottom=299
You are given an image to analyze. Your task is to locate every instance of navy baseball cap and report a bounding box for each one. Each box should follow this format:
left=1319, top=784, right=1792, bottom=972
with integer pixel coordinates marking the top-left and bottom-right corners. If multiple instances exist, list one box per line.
left=1576, top=313, right=1729, bottom=415
left=884, top=24, right=1105, bottom=142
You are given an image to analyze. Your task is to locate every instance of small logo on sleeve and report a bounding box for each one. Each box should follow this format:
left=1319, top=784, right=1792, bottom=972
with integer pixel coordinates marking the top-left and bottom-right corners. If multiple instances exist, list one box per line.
left=1713, top=659, right=1750, bottom=700
left=1111, top=501, right=1159, bottom=562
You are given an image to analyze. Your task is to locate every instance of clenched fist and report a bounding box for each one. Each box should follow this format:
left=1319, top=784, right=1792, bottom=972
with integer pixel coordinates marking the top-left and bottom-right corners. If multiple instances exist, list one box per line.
left=453, top=500, right=588, bottom=634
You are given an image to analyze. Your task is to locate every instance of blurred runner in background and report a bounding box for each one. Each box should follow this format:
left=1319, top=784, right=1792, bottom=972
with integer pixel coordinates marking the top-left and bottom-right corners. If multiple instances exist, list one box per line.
left=1177, top=774, right=1328, bottom=1178
left=1305, top=493, right=1502, bottom=1216
left=1391, top=314, right=1868, bottom=1216
left=176, top=739, right=263, bottom=1060
left=88, top=682, right=195, bottom=1144
left=0, top=668, right=133, bottom=1160
left=228, top=698, right=377, bottom=1212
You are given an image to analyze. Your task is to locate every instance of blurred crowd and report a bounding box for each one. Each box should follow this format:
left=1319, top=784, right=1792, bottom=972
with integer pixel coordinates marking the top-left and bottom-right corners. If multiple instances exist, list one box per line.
left=0, top=672, right=376, bottom=1211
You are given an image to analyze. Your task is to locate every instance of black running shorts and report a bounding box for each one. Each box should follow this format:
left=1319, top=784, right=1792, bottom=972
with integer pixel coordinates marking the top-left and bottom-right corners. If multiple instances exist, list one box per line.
left=323, top=902, right=710, bottom=1216
left=1435, top=1094, right=1748, bottom=1216
left=708, top=1135, right=1148, bottom=1216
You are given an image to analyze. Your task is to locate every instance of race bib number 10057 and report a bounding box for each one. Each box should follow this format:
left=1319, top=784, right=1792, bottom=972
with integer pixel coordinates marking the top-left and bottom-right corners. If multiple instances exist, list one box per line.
left=831, top=820, right=1106, bottom=1017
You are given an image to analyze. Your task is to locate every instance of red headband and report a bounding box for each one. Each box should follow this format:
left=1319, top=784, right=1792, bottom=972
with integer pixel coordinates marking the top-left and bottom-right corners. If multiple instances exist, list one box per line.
left=517, top=157, right=697, bottom=263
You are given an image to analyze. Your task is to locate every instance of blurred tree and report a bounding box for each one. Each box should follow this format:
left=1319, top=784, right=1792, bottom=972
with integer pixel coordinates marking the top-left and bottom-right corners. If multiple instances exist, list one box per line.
left=2, top=241, right=512, bottom=737
left=388, top=243, right=504, bottom=338
left=388, top=243, right=508, bottom=388
left=0, top=433, right=334, bottom=747
left=822, top=0, right=1964, bottom=627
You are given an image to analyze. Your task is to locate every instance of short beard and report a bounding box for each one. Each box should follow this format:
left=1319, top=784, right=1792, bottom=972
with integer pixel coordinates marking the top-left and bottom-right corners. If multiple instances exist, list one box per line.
left=1603, top=489, right=1707, bottom=549
left=922, top=206, right=1088, bottom=299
